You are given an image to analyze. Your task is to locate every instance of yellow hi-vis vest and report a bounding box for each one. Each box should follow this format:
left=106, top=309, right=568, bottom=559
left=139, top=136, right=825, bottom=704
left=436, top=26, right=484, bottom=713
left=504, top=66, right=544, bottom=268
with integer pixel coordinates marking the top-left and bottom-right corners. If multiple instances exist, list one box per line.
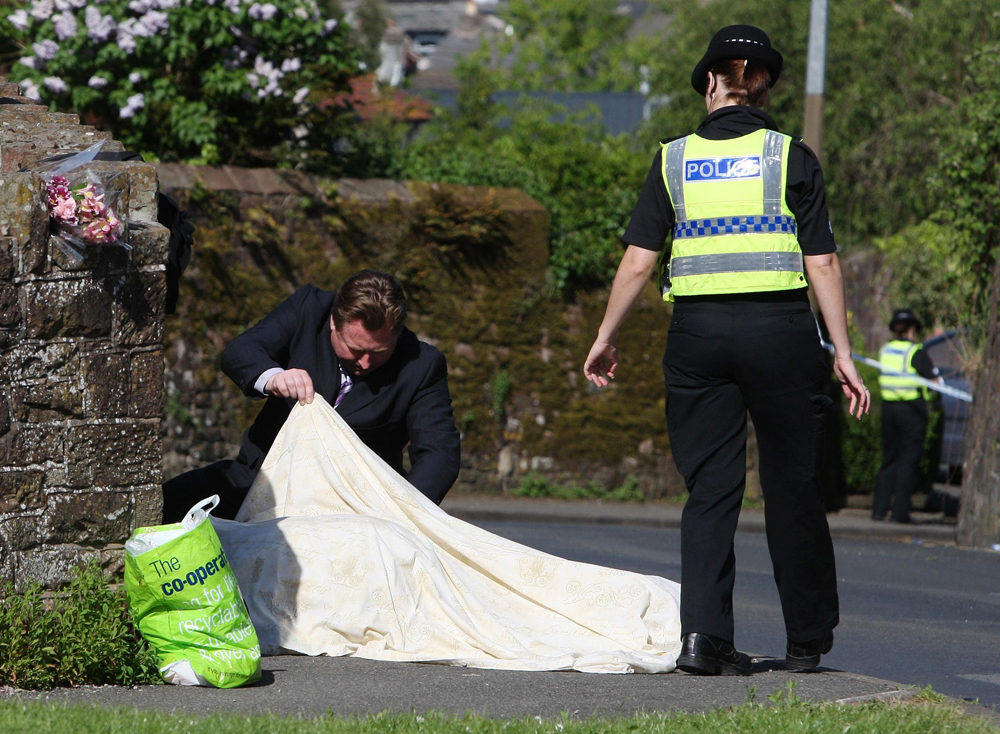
left=878, top=340, right=927, bottom=402
left=659, top=128, right=806, bottom=300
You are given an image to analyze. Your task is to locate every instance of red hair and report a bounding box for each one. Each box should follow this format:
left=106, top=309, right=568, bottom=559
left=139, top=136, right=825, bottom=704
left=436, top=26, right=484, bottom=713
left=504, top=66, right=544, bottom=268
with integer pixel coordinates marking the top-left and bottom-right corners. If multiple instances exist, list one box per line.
left=709, top=59, right=772, bottom=107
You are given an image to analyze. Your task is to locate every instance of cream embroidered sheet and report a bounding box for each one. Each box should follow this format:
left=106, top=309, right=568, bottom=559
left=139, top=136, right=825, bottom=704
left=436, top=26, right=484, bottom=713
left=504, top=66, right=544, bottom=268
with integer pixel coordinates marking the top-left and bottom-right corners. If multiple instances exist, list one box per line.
left=213, top=396, right=682, bottom=673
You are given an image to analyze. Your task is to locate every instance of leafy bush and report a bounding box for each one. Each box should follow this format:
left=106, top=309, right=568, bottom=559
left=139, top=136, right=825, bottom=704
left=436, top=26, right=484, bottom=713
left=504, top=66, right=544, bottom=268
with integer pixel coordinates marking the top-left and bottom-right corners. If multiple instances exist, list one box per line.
left=374, top=64, right=647, bottom=291
left=874, top=221, right=972, bottom=332
left=400, top=105, right=645, bottom=290
left=841, top=404, right=883, bottom=496
left=1, top=0, right=360, bottom=165
left=929, top=43, right=1000, bottom=325
left=0, top=561, right=161, bottom=690
left=511, top=473, right=645, bottom=502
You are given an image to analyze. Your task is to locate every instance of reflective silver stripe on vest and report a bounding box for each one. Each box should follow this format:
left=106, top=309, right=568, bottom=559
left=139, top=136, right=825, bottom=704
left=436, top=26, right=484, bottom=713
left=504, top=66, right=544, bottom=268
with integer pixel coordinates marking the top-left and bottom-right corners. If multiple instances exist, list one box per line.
left=664, top=137, right=687, bottom=221
left=762, top=131, right=785, bottom=216
left=670, top=251, right=804, bottom=278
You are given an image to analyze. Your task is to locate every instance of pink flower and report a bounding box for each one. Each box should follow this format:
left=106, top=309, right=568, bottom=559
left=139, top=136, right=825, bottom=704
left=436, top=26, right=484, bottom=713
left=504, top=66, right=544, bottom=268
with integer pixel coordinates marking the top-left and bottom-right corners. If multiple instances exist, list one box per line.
left=84, top=210, right=120, bottom=244
left=46, top=175, right=71, bottom=202
left=46, top=176, right=78, bottom=222
left=51, top=196, right=78, bottom=224
left=76, top=183, right=107, bottom=223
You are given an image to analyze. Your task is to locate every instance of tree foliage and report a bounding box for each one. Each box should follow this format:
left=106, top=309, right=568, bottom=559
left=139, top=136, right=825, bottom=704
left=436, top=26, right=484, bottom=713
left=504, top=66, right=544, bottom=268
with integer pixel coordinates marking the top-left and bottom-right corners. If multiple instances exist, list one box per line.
left=930, top=44, right=1000, bottom=321
left=469, top=0, right=660, bottom=93
left=394, top=74, right=646, bottom=290
left=1, top=0, right=361, bottom=165
left=642, top=0, right=1000, bottom=247
left=346, top=0, right=387, bottom=73
left=873, top=221, right=971, bottom=332
left=453, top=0, right=999, bottom=277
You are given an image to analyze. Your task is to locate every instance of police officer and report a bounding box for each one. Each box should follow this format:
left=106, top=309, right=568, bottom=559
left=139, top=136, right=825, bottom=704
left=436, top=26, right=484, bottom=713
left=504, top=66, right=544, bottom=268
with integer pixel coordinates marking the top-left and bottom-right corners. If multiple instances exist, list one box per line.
left=584, top=26, right=870, bottom=675
left=873, top=309, right=939, bottom=523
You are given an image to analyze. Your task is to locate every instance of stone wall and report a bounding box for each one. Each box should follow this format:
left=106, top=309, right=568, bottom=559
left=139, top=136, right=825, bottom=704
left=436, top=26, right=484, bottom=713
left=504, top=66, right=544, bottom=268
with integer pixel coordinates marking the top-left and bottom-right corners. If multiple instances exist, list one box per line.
left=156, top=165, right=687, bottom=500
left=0, top=78, right=171, bottom=591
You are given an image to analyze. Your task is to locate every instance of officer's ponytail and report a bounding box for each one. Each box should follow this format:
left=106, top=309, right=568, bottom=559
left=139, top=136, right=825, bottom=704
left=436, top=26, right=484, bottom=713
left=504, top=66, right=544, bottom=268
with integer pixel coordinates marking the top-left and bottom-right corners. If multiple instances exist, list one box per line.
left=709, top=59, right=772, bottom=108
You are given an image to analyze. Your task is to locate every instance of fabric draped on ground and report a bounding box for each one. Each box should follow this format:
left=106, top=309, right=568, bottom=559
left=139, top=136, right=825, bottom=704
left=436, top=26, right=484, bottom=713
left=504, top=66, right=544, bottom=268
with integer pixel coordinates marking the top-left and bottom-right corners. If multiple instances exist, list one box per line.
left=212, top=396, right=682, bottom=673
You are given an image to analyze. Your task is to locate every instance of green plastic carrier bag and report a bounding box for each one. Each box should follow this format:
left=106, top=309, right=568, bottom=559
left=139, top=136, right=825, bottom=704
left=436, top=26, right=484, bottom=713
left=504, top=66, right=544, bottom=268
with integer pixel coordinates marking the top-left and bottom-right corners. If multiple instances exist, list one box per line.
left=124, top=495, right=262, bottom=688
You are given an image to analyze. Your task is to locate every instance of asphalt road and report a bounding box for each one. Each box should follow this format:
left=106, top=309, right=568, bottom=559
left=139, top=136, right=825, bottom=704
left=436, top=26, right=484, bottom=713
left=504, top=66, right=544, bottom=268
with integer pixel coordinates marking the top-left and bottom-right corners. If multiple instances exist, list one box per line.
left=473, top=520, right=1000, bottom=710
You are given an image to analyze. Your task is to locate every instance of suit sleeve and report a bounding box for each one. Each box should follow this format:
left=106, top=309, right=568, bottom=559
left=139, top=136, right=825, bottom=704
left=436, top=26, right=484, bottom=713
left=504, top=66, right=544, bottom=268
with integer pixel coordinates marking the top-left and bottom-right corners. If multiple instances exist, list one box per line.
left=221, top=286, right=312, bottom=397
left=404, top=351, right=461, bottom=504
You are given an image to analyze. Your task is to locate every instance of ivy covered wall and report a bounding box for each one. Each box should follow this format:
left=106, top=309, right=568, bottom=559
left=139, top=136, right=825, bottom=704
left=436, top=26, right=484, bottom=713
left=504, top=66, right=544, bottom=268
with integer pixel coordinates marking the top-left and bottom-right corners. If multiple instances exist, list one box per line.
left=159, top=166, right=684, bottom=499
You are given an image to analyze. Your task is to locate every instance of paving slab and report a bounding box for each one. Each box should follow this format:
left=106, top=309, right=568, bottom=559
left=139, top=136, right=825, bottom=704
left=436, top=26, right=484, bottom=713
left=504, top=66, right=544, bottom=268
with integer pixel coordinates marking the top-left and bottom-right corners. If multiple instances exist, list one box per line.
left=3, top=655, right=914, bottom=719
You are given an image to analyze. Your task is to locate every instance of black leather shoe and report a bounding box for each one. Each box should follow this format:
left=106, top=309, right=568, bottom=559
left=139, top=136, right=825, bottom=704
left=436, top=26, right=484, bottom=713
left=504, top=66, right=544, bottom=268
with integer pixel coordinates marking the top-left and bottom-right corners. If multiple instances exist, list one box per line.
left=676, top=633, right=753, bottom=676
left=786, top=632, right=834, bottom=671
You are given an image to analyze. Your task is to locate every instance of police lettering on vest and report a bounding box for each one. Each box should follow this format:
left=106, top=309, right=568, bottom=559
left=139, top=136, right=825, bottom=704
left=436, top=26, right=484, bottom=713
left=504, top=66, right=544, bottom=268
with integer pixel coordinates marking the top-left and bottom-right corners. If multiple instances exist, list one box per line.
left=684, top=156, right=762, bottom=181
left=659, top=129, right=805, bottom=300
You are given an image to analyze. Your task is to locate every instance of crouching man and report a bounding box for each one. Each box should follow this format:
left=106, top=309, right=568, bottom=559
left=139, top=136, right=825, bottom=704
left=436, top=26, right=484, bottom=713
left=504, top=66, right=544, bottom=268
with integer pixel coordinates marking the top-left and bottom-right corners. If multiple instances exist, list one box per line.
left=162, top=270, right=461, bottom=521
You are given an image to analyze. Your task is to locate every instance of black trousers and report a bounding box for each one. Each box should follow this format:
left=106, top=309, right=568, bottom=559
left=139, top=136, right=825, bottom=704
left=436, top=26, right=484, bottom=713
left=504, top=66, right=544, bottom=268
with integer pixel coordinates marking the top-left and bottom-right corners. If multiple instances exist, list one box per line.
left=162, top=460, right=256, bottom=523
left=663, top=296, right=839, bottom=646
left=872, top=399, right=927, bottom=523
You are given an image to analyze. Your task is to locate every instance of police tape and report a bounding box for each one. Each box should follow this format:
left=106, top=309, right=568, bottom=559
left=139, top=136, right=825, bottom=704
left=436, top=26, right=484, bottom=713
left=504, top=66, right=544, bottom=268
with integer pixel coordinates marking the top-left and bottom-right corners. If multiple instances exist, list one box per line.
left=820, top=340, right=973, bottom=403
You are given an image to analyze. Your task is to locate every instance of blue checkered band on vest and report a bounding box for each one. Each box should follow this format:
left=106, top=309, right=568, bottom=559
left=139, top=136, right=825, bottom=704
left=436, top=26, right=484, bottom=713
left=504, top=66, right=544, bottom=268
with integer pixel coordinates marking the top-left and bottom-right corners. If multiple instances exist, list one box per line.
left=673, top=215, right=798, bottom=240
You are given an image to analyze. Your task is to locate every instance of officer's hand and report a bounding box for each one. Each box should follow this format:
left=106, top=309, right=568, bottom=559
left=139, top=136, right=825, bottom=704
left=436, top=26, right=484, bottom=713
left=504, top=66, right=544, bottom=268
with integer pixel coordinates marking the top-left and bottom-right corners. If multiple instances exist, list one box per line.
left=834, top=356, right=870, bottom=419
left=265, top=369, right=315, bottom=405
left=584, top=338, right=619, bottom=388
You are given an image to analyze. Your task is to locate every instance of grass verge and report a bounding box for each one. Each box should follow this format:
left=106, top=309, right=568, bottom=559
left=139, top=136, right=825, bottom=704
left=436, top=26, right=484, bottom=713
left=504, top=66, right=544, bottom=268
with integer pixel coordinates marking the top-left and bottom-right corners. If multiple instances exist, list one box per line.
left=0, top=696, right=995, bottom=734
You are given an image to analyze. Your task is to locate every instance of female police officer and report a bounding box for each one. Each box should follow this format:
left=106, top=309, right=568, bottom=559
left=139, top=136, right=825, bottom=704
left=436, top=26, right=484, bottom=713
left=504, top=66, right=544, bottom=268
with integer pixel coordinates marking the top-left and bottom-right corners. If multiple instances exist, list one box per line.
left=873, top=309, right=939, bottom=524
left=583, top=26, right=869, bottom=675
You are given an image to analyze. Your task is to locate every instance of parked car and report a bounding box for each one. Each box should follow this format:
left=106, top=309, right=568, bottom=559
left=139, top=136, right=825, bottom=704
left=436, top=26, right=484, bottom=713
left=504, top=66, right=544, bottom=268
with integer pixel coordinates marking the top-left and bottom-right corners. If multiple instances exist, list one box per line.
left=922, top=330, right=970, bottom=481
left=921, top=331, right=968, bottom=516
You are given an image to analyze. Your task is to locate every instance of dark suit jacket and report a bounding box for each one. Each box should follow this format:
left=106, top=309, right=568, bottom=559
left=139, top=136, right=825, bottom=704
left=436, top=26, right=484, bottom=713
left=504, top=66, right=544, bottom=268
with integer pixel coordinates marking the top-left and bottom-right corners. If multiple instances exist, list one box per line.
left=220, top=285, right=461, bottom=504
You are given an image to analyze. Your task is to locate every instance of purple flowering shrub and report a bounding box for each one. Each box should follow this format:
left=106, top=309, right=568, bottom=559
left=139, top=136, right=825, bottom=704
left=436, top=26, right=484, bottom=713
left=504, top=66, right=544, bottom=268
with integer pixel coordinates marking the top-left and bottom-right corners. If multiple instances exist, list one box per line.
left=3, top=0, right=361, bottom=166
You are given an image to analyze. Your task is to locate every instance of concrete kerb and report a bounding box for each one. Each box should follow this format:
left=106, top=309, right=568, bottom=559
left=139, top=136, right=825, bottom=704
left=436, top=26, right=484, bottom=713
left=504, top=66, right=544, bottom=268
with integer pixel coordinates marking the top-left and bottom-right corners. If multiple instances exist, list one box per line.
left=441, top=495, right=959, bottom=545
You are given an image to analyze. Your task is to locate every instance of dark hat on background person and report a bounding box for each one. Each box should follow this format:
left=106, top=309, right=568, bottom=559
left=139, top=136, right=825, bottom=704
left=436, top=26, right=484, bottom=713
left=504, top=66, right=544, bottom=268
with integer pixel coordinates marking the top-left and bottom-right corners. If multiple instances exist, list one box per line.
left=691, top=25, right=784, bottom=95
left=889, top=308, right=921, bottom=332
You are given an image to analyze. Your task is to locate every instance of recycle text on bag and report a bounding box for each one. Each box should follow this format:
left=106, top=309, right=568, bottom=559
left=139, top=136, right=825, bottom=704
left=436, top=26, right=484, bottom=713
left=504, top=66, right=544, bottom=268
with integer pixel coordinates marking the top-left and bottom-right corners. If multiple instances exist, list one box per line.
left=124, top=495, right=261, bottom=688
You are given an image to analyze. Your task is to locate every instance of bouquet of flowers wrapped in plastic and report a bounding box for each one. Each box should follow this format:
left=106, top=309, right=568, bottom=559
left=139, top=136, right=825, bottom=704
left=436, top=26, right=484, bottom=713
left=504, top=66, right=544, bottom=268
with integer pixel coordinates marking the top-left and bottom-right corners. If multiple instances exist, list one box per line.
left=32, top=141, right=131, bottom=261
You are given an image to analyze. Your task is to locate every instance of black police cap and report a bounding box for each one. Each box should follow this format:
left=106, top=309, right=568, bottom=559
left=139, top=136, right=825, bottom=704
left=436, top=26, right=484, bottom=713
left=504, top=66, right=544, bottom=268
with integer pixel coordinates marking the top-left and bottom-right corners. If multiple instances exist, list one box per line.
left=691, top=25, right=784, bottom=96
left=889, top=309, right=921, bottom=332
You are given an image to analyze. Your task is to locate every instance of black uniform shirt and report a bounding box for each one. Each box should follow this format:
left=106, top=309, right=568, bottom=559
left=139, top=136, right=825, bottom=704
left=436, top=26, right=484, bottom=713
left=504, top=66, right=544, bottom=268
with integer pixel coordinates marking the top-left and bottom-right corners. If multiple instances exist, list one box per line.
left=910, top=345, right=937, bottom=381
left=623, top=106, right=837, bottom=257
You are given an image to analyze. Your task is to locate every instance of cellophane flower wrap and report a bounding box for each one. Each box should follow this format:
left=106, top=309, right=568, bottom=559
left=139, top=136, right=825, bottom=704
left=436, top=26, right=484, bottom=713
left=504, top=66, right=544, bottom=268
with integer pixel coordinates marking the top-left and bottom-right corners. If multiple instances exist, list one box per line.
left=32, top=141, right=131, bottom=262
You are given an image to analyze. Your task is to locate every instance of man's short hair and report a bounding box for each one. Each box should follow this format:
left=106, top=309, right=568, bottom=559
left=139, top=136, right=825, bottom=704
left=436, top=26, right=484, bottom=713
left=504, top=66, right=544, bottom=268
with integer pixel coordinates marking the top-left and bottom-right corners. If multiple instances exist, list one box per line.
left=331, top=270, right=407, bottom=334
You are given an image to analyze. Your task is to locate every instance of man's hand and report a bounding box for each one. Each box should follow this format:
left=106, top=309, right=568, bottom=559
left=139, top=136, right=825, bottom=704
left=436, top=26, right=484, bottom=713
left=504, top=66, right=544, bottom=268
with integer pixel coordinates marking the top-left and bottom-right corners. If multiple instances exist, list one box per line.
left=265, top=368, right=315, bottom=405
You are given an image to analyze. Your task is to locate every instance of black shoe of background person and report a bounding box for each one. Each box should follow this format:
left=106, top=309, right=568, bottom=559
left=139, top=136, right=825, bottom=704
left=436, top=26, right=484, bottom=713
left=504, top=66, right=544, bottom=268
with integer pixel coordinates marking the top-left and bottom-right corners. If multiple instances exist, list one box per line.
left=786, top=632, right=834, bottom=671
left=676, top=632, right=753, bottom=676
